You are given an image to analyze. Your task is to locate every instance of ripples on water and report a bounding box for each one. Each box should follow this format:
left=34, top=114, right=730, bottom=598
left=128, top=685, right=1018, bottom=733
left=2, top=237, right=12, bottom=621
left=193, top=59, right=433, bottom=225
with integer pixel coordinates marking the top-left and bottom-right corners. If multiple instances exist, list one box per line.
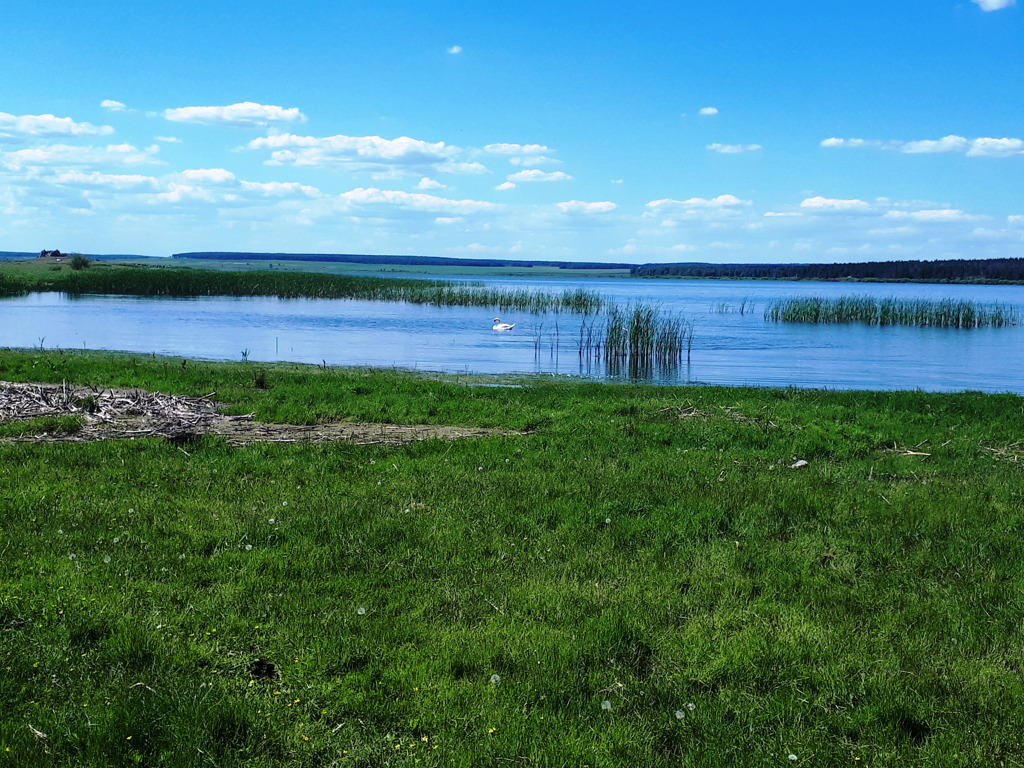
left=1, top=277, right=1022, bottom=393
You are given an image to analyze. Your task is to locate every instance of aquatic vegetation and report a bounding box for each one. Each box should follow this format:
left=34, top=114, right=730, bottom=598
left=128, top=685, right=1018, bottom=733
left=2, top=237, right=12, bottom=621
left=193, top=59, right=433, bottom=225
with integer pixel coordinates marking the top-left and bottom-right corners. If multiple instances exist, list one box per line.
left=3, top=264, right=608, bottom=314
left=765, top=295, right=1020, bottom=328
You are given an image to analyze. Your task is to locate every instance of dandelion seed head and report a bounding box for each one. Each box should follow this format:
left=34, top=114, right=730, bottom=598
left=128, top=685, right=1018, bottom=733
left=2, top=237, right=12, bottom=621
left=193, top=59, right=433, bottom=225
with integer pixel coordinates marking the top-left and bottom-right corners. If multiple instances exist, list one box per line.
left=687, top=702, right=695, bottom=711
left=282, top=501, right=288, bottom=506
left=113, top=537, right=121, bottom=544
left=490, top=674, right=500, bottom=684
left=58, top=529, right=64, bottom=534
left=245, top=544, right=253, bottom=551
left=128, top=508, right=134, bottom=514
left=103, top=556, right=111, bottom=564
left=68, top=553, right=76, bottom=560
left=605, top=518, right=611, bottom=524
left=268, top=518, right=275, bottom=524
left=601, top=700, right=612, bottom=710
left=789, top=755, right=798, bottom=762
left=357, top=607, right=366, bottom=615
left=675, top=710, right=685, bottom=719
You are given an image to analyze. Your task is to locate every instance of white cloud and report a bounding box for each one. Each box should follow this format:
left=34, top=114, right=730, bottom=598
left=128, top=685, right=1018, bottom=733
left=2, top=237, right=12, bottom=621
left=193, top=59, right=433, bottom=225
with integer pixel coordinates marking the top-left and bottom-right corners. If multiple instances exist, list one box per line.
left=2, top=143, right=160, bottom=170
left=884, top=208, right=969, bottom=222
left=101, top=100, right=127, bottom=112
left=156, top=136, right=182, bottom=144
left=707, top=143, right=762, bottom=154
left=699, top=107, right=719, bottom=116
left=249, top=132, right=486, bottom=176
left=337, top=187, right=495, bottom=215
left=823, top=134, right=1024, bottom=158
left=506, top=169, right=572, bottom=182
left=485, top=143, right=558, bottom=167
left=648, top=194, right=751, bottom=210
left=820, top=138, right=886, bottom=149
left=447, top=45, right=463, bottom=54
left=417, top=177, right=446, bottom=190
left=164, top=101, right=306, bottom=127
left=1009, top=215, right=1024, bottom=225
left=239, top=180, right=320, bottom=198
left=967, top=137, right=1024, bottom=157
left=800, top=196, right=871, bottom=212
left=179, top=168, right=236, bottom=184
left=556, top=200, right=616, bottom=214
left=50, top=170, right=158, bottom=190
left=495, top=181, right=516, bottom=191
left=0, top=112, right=114, bottom=143
left=972, top=0, right=1015, bottom=10
left=901, top=135, right=970, bottom=154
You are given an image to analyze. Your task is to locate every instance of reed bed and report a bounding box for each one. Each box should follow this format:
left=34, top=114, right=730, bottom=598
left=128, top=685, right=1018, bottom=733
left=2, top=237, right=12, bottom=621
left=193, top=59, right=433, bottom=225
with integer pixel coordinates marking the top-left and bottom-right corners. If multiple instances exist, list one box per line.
left=765, top=295, right=1021, bottom=328
left=562, top=304, right=692, bottom=378
left=4, top=265, right=606, bottom=314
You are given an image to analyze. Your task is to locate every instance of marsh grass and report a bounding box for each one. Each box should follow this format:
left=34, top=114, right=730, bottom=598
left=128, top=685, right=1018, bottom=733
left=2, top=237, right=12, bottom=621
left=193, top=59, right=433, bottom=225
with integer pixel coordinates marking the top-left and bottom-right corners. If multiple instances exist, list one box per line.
left=1, top=349, right=1023, bottom=766
left=0, top=264, right=606, bottom=314
left=765, top=295, right=1021, bottom=328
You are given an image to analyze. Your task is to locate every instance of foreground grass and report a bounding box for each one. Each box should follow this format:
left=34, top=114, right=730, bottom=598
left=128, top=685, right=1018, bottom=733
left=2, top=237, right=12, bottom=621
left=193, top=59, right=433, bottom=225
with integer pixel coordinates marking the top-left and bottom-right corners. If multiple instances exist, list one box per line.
left=2, top=350, right=1023, bottom=767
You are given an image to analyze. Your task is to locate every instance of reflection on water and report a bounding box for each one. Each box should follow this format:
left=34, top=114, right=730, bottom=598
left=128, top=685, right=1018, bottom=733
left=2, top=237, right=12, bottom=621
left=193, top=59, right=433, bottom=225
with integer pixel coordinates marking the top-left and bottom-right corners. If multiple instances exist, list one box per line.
left=1, top=277, right=1022, bottom=393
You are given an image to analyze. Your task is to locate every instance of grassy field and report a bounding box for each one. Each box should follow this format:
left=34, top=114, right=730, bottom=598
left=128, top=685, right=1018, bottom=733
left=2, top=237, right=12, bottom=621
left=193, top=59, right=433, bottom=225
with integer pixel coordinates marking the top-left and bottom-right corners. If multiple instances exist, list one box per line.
left=1, top=349, right=1023, bottom=767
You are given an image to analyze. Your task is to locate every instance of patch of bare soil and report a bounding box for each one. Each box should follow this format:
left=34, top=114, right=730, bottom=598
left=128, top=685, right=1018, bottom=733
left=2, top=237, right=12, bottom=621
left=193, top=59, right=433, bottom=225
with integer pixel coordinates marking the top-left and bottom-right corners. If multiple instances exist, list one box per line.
left=0, top=381, right=508, bottom=447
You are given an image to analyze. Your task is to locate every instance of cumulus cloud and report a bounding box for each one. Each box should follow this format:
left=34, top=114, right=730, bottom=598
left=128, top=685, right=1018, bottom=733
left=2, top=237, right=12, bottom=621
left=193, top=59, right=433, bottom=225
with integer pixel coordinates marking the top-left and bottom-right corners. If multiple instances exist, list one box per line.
left=164, top=101, right=306, bottom=127
left=447, top=45, right=463, bottom=54
left=699, top=107, right=719, bottom=116
left=179, top=168, right=236, bottom=184
left=417, top=177, right=446, bottom=190
left=2, top=143, right=160, bottom=170
left=156, top=136, right=182, bottom=144
left=901, top=135, right=970, bottom=154
left=337, top=187, right=495, bottom=215
left=967, top=137, right=1024, bottom=157
left=555, top=200, right=616, bottom=214
left=50, top=170, right=158, bottom=190
left=800, top=196, right=872, bottom=212
left=506, top=169, right=572, bottom=183
left=484, top=142, right=558, bottom=167
left=248, top=132, right=486, bottom=176
left=495, top=181, right=516, bottom=191
left=972, top=0, right=1015, bottom=10
left=0, top=112, right=114, bottom=143
left=707, top=143, right=762, bottom=154
left=101, top=100, right=127, bottom=112
left=884, top=208, right=969, bottom=222
left=648, top=194, right=751, bottom=210
left=823, top=134, right=1024, bottom=157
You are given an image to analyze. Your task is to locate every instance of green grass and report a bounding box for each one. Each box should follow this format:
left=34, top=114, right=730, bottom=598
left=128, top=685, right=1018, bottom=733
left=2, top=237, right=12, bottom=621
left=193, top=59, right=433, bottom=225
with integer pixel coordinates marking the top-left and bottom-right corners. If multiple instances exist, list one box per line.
left=0, top=414, right=85, bottom=438
left=2, top=349, right=1024, bottom=766
left=0, top=261, right=605, bottom=314
left=765, top=295, right=1021, bottom=328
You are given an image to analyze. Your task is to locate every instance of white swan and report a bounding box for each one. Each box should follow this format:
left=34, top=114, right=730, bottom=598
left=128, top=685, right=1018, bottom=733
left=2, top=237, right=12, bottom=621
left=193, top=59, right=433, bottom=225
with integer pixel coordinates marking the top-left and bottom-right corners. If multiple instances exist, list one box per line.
left=492, top=317, right=516, bottom=331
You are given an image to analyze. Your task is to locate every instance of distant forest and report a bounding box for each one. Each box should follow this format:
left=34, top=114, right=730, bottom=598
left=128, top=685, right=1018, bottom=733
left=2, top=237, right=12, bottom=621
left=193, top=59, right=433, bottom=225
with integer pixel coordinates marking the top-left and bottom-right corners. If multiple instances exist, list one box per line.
left=172, top=252, right=634, bottom=271
left=633, top=258, right=1024, bottom=284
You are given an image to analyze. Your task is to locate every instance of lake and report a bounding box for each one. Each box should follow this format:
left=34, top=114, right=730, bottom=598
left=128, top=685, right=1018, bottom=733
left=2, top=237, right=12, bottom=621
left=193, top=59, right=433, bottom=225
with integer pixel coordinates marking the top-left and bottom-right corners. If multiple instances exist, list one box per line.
left=1, top=276, right=1022, bottom=393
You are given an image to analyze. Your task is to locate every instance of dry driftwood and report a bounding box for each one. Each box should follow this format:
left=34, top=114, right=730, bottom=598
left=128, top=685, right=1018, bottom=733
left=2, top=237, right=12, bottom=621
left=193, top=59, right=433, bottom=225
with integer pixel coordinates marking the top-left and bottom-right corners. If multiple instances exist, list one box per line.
left=0, top=380, right=508, bottom=447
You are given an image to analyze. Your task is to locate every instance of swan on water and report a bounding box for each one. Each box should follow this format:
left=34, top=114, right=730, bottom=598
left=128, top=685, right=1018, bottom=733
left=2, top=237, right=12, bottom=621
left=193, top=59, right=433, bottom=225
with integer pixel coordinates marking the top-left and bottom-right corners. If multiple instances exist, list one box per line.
left=492, top=318, right=516, bottom=331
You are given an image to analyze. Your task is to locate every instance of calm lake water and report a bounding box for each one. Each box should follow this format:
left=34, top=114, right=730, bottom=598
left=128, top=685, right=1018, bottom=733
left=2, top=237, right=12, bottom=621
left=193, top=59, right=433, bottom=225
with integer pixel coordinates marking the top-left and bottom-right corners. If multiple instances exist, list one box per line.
left=1, top=277, right=1022, bottom=393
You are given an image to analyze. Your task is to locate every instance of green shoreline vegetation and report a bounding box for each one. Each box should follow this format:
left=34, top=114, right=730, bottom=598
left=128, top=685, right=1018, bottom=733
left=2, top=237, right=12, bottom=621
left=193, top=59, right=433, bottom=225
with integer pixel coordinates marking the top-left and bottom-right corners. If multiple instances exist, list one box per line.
left=765, top=296, right=1021, bottom=328
left=0, top=260, right=606, bottom=315
left=2, top=349, right=1023, bottom=766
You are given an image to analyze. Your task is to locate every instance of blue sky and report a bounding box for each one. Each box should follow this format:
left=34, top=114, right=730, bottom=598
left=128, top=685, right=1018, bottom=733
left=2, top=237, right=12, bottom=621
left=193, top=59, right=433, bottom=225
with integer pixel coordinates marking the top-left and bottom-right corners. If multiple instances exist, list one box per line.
left=1, top=0, right=1021, bottom=263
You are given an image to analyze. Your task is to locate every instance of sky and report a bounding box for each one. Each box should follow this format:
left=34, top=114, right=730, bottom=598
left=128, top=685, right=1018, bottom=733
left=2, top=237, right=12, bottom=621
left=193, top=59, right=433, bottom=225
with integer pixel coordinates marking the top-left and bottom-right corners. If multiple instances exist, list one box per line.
left=1, top=0, right=1022, bottom=264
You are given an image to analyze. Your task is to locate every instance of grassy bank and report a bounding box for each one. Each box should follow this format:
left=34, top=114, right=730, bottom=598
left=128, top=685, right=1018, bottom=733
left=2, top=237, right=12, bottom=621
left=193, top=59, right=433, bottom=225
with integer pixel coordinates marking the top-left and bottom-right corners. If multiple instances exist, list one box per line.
left=2, top=350, right=1024, bottom=767
left=765, top=296, right=1021, bottom=328
left=0, top=260, right=605, bottom=314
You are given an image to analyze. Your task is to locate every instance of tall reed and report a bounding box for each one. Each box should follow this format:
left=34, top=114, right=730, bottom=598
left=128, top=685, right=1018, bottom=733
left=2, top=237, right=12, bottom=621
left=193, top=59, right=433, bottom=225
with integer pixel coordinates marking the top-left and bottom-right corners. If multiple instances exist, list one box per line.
left=7, top=266, right=607, bottom=314
left=765, top=295, right=1020, bottom=328
left=565, top=303, right=691, bottom=378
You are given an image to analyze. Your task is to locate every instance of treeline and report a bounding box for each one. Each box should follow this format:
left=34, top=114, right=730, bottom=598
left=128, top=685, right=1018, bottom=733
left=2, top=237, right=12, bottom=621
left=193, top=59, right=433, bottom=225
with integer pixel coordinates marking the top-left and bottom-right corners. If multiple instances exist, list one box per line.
left=173, top=251, right=633, bottom=271
left=631, top=258, right=1024, bottom=283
